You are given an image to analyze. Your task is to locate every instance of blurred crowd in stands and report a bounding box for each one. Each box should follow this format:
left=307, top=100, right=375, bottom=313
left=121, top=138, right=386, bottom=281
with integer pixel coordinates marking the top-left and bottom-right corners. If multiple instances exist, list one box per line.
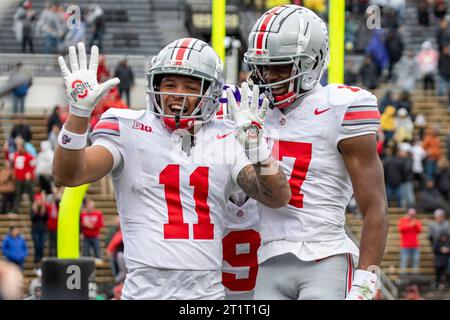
left=378, top=92, right=450, bottom=214
left=0, top=56, right=129, bottom=299
left=2, top=0, right=450, bottom=299
left=13, top=0, right=105, bottom=54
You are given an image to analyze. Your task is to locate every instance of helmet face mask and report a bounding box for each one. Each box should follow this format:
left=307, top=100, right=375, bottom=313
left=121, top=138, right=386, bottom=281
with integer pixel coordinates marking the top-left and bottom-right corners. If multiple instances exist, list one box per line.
left=147, top=39, right=224, bottom=131
left=245, top=5, right=330, bottom=109
left=247, top=57, right=312, bottom=108
left=148, top=72, right=215, bottom=129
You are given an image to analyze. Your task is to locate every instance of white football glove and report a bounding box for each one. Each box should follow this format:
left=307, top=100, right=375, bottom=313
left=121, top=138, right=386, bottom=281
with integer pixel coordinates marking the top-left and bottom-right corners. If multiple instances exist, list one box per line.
left=346, top=269, right=378, bottom=300
left=226, top=82, right=270, bottom=164
left=58, top=42, right=120, bottom=118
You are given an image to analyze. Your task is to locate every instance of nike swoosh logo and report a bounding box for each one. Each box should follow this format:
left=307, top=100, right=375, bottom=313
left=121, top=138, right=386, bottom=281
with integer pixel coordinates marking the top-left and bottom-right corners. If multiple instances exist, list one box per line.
left=314, top=107, right=331, bottom=115
left=217, top=132, right=233, bottom=139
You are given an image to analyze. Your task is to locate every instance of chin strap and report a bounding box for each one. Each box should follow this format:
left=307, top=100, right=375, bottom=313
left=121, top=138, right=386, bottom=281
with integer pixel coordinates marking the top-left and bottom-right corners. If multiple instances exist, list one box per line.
left=273, top=91, right=296, bottom=108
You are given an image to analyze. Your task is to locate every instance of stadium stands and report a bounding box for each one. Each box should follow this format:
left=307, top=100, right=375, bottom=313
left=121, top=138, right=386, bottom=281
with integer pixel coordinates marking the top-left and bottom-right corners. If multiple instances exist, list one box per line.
left=1, top=0, right=450, bottom=300
left=0, top=0, right=165, bottom=55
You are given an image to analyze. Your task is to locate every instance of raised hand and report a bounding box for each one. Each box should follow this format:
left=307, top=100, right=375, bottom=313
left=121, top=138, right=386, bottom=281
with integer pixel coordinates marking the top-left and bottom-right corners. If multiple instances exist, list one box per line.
left=226, top=82, right=270, bottom=163
left=58, top=42, right=120, bottom=118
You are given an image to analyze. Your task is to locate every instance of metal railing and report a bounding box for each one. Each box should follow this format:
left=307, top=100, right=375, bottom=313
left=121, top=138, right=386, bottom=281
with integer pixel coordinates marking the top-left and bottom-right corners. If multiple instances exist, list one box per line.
left=345, top=224, right=399, bottom=300
left=0, top=53, right=152, bottom=78
left=149, top=0, right=186, bottom=12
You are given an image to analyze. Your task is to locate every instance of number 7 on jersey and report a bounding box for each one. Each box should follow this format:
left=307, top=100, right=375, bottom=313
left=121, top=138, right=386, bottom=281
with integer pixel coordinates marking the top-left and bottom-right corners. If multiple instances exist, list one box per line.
left=271, top=140, right=312, bottom=208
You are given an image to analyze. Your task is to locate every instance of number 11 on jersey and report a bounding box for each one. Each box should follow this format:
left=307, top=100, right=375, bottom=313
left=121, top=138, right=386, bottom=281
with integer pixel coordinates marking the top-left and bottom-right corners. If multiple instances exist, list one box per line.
left=160, top=164, right=214, bottom=240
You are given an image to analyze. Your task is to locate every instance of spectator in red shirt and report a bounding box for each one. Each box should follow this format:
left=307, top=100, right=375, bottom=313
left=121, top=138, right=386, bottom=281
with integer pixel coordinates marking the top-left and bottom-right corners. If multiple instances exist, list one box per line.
left=11, top=137, right=35, bottom=214
left=398, top=208, right=423, bottom=274
left=81, top=199, right=104, bottom=261
left=97, top=54, right=110, bottom=83
left=46, top=187, right=63, bottom=257
left=106, top=225, right=126, bottom=283
left=90, top=87, right=128, bottom=129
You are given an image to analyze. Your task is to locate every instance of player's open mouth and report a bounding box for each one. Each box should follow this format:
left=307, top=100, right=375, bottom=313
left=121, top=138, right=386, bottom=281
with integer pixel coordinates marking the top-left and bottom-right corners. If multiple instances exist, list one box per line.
left=271, top=85, right=288, bottom=96
left=168, top=104, right=188, bottom=115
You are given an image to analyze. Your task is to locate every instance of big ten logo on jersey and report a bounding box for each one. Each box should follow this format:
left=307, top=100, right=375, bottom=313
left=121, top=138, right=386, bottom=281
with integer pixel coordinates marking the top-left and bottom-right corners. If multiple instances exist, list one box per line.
left=222, top=229, right=261, bottom=298
left=132, top=120, right=152, bottom=133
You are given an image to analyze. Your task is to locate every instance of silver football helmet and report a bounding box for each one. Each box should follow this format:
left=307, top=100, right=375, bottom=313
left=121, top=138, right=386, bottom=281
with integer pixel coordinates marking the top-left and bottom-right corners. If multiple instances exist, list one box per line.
left=244, top=5, right=330, bottom=108
left=147, top=38, right=224, bottom=130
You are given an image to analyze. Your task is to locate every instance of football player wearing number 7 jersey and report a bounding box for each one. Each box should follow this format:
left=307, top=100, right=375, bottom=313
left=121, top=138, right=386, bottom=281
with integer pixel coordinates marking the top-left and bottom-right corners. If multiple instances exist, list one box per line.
left=242, top=5, right=389, bottom=300
left=52, top=40, right=291, bottom=299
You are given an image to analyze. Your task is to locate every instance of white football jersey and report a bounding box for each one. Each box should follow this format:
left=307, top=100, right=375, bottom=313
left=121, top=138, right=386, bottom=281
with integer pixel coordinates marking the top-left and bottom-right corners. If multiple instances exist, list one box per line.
left=222, top=191, right=260, bottom=300
left=258, top=84, right=381, bottom=263
left=91, top=108, right=251, bottom=274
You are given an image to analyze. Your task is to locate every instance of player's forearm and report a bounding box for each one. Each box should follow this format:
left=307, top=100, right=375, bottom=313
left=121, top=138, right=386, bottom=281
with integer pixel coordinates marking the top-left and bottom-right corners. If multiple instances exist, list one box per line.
left=53, top=114, right=90, bottom=186
left=358, top=203, right=388, bottom=270
left=254, top=158, right=291, bottom=208
left=237, top=158, right=291, bottom=208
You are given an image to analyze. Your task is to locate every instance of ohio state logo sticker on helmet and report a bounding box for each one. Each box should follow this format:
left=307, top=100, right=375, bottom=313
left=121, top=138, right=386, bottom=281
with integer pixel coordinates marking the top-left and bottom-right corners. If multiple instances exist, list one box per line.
left=70, top=80, right=93, bottom=102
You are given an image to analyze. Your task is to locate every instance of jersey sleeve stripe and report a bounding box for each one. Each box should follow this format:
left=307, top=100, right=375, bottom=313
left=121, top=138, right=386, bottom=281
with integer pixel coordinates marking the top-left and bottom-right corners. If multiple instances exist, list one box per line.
left=93, top=121, right=120, bottom=132
left=99, top=116, right=119, bottom=123
left=347, top=105, right=379, bottom=110
left=343, top=110, right=380, bottom=121
left=91, top=129, right=120, bottom=138
left=342, top=120, right=380, bottom=127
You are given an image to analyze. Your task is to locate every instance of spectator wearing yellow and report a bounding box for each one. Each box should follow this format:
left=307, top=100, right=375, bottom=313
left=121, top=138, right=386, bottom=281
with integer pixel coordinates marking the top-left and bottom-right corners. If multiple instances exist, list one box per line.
left=265, top=0, right=290, bottom=10
left=303, top=0, right=326, bottom=13
left=381, top=105, right=397, bottom=144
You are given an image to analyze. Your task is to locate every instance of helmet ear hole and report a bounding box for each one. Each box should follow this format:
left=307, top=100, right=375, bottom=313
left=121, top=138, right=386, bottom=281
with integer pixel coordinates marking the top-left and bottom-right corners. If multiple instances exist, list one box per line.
left=312, top=50, right=324, bottom=70
left=312, top=57, right=319, bottom=70
left=153, top=74, right=163, bottom=91
left=202, top=80, right=211, bottom=95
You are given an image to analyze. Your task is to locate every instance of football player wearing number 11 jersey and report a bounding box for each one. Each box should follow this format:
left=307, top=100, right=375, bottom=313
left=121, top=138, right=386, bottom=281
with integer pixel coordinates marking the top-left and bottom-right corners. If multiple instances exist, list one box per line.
left=244, top=5, right=389, bottom=300
left=52, top=39, right=291, bottom=299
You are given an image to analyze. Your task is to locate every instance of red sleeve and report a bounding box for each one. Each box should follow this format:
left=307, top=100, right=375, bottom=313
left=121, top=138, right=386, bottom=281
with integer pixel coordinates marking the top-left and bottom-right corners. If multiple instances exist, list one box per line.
left=416, top=220, right=423, bottom=233
left=95, top=211, right=104, bottom=229
left=106, top=231, right=123, bottom=254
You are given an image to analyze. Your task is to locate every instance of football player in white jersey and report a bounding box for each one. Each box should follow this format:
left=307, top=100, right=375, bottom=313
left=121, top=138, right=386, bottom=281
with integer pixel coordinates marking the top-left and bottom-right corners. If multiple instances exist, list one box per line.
left=239, top=5, right=389, bottom=300
left=52, top=39, right=291, bottom=299
left=222, top=190, right=260, bottom=300
left=217, top=89, right=261, bottom=300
